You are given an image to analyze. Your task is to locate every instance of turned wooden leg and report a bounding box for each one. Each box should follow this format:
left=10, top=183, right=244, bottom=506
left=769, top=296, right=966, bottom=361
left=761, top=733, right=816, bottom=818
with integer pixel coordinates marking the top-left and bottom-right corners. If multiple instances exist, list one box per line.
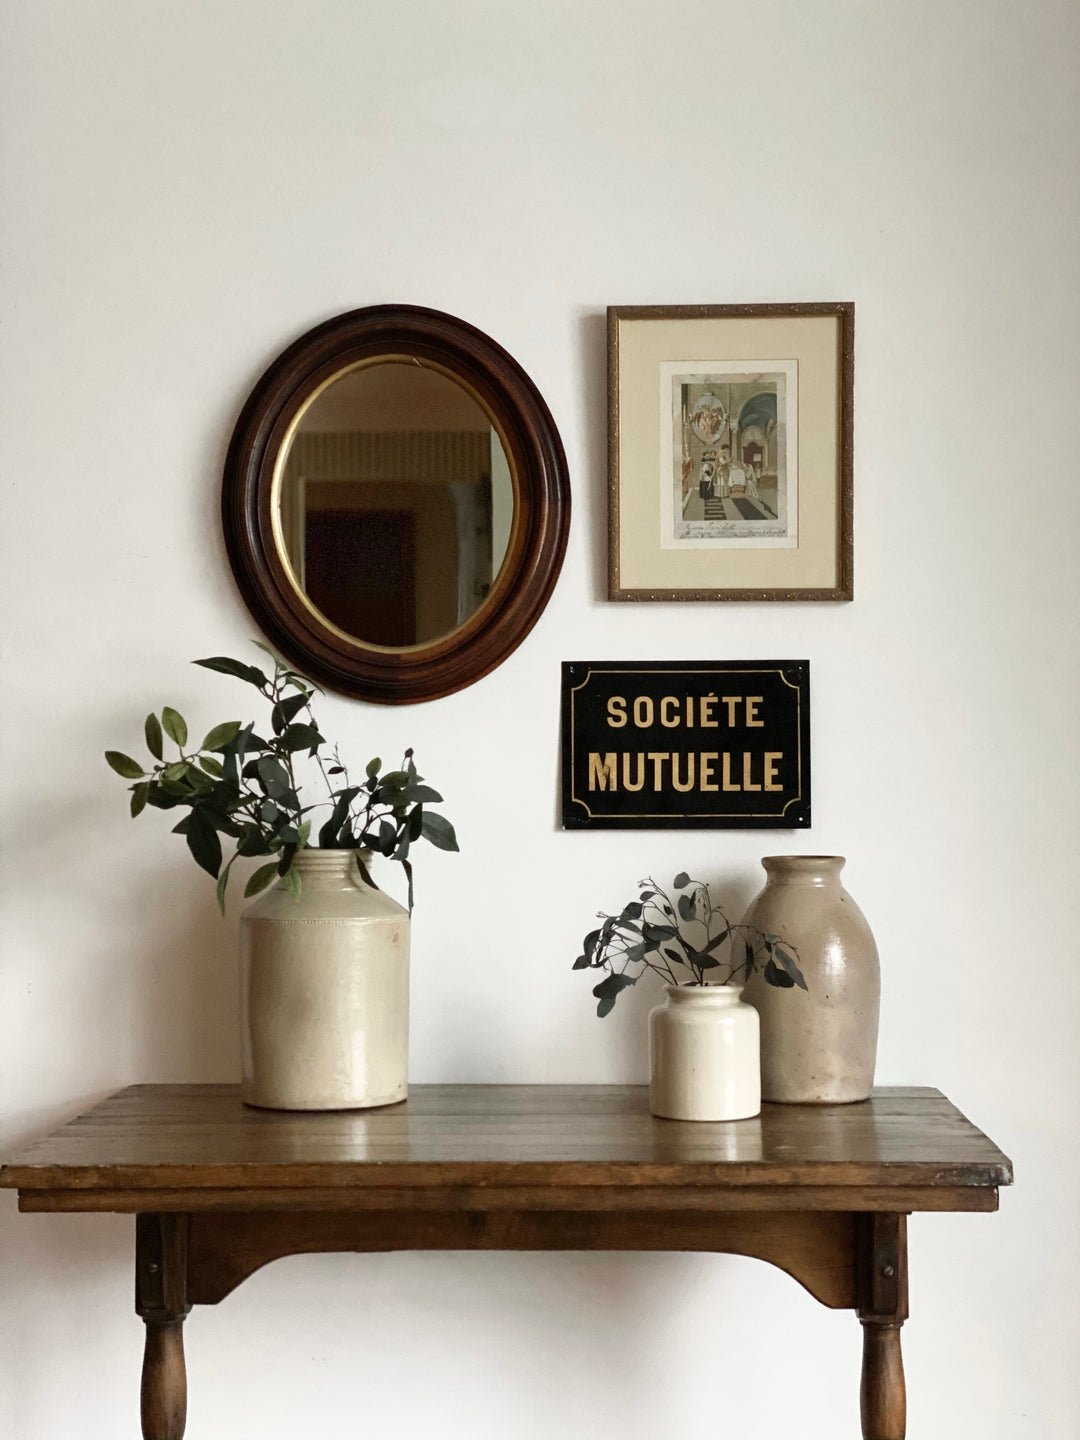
left=856, top=1213, right=908, bottom=1440
left=136, top=1215, right=191, bottom=1440
left=141, top=1318, right=187, bottom=1439
left=860, top=1320, right=906, bottom=1438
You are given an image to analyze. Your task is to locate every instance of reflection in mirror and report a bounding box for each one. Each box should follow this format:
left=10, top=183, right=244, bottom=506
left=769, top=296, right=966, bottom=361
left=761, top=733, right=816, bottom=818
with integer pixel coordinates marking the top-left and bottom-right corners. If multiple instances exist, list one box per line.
left=276, top=362, right=514, bottom=649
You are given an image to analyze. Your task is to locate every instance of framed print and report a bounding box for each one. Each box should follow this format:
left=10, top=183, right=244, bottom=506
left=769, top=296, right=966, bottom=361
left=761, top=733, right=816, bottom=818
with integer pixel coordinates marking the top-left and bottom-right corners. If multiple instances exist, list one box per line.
left=607, top=303, right=853, bottom=601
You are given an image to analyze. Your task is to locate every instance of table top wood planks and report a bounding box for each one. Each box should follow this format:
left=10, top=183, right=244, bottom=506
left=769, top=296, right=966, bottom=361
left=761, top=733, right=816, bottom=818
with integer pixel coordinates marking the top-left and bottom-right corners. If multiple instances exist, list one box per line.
left=1, top=1084, right=1012, bottom=1440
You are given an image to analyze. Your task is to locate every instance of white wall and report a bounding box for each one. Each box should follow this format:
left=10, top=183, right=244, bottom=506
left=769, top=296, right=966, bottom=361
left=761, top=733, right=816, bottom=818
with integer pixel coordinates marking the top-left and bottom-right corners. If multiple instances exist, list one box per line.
left=1, top=3, right=1077, bottom=1436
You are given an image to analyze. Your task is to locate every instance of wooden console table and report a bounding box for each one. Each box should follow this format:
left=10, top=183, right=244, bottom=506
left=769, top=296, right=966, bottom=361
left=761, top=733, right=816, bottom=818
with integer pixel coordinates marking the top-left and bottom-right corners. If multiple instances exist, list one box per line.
left=0, top=1084, right=1011, bottom=1439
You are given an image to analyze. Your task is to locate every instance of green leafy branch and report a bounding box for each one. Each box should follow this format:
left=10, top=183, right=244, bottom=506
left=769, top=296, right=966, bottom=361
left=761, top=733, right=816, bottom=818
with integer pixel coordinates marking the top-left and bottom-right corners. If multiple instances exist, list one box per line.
left=572, top=872, right=807, bottom=1017
left=105, top=643, right=458, bottom=912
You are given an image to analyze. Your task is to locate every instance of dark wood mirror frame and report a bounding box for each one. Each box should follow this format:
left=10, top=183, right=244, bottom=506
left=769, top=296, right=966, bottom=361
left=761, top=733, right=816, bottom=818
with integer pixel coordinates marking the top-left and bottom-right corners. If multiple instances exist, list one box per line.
left=222, top=305, right=571, bottom=704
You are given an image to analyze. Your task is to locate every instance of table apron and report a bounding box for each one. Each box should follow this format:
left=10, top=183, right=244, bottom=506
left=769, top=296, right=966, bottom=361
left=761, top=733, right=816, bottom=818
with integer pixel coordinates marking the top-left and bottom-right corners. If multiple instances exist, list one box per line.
left=18, top=1183, right=999, bottom=1214
left=177, top=1207, right=864, bottom=1309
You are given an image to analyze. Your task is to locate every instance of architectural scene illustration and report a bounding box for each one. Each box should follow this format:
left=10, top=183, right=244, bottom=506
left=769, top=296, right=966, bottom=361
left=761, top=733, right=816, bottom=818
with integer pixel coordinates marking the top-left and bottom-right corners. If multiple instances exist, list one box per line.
left=671, top=372, right=792, bottom=544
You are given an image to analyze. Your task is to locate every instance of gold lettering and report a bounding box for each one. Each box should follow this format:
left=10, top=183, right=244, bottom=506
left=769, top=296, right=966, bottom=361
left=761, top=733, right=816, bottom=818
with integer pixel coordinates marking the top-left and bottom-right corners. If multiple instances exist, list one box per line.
left=764, top=752, right=783, bottom=791
left=632, top=696, right=654, bottom=728
left=671, top=753, right=695, bottom=792
left=660, top=696, right=680, bottom=728
left=606, top=696, right=627, bottom=728
left=742, top=752, right=761, bottom=792
left=745, top=696, right=763, bottom=727
left=647, top=752, right=669, bottom=788
left=588, top=753, right=618, bottom=790
left=622, top=753, right=645, bottom=791
left=700, top=694, right=717, bottom=727
left=685, top=695, right=694, bottom=727
left=700, top=753, right=719, bottom=791
left=722, top=696, right=741, bottom=726
left=722, top=753, right=741, bottom=791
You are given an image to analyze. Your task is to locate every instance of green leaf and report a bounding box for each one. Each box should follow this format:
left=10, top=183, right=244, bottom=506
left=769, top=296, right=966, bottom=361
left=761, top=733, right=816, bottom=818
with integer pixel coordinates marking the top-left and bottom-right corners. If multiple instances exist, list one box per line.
left=194, top=656, right=268, bottom=688
left=145, top=787, right=183, bottom=810
left=161, top=707, right=188, bottom=747
left=277, top=842, right=298, bottom=877
left=185, top=807, right=222, bottom=878
left=366, top=756, right=382, bottom=778
left=642, top=922, right=677, bottom=943
left=319, top=787, right=359, bottom=848
left=401, top=783, right=442, bottom=805
left=677, top=893, right=696, bottom=922
left=772, top=944, right=808, bottom=991
left=296, top=819, right=312, bottom=848
left=282, top=865, right=302, bottom=902
left=763, top=958, right=796, bottom=989
left=201, top=721, right=242, bottom=752
left=256, top=757, right=291, bottom=797
left=105, top=750, right=145, bottom=779
left=237, top=827, right=272, bottom=857
left=215, top=856, right=236, bottom=915
left=144, top=713, right=163, bottom=761
left=279, top=722, right=322, bottom=754
left=419, top=812, right=458, bottom=852
left=130, top=782, right=149, bottom=817
left=198, top=755, right=225, bottom=778
left=687, top=948, right=720, bottom=969
left=402, top=856, right=414, bottom=914
left=162, top=762, right=190, bottom=783
left=592, top=972, right=637, bottom=1001
left=244, top=861, right=280, bottom=898
left=271, top=693, right=307, bottom=733
left=673, top=871, right=690, bottom=888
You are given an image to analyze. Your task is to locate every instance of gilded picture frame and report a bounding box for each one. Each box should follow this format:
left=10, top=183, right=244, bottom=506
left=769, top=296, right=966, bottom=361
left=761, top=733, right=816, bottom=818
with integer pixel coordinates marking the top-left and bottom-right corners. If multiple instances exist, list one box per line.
left=607, top=303, right=854, bottom=601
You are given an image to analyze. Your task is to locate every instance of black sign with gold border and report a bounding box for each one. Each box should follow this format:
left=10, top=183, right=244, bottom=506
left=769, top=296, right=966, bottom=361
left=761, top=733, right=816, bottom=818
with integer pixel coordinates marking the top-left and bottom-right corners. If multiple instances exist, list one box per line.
left=561, top=661, right=810, bottom=829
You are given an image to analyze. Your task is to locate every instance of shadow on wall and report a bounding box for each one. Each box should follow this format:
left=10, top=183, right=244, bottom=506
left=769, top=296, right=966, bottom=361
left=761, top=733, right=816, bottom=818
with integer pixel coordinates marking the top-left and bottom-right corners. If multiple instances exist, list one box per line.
left=573, top=308, right=609, bottom=605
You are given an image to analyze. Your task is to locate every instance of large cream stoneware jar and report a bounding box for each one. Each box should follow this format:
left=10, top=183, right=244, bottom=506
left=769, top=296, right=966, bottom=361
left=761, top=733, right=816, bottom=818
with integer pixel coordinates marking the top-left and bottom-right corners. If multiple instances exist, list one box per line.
left=649, top=985, right=761, bottom=1122
left=239, top=849, right=409, bottom=1111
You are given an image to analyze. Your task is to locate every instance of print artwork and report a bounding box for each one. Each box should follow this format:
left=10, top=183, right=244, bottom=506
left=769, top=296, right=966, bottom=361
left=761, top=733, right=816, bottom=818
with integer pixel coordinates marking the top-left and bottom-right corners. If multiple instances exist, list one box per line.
left=661, top=362, right=798, bottom=550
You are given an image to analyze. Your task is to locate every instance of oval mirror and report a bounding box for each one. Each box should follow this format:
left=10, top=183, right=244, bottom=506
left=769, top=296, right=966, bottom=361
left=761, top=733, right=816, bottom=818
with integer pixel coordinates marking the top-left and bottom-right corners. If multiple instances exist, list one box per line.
left=223, top=307, right=570, bottom=703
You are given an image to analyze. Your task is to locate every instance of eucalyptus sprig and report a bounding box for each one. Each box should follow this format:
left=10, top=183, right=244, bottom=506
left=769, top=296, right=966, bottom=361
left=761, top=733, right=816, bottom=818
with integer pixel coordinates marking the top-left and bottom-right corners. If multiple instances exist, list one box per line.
left=105, top=643, right=458, bottom=912
left=573, top=872, right=806, bottom=1017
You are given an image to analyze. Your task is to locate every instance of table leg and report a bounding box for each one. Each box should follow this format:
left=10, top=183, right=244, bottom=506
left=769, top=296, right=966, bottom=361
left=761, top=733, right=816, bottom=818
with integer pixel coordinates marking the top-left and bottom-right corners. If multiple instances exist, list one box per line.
left=136, top=1215, right=191, bottom=1440
left=856, top=1213, right=908, bottom=1440
left=141, top=1318, right=187, bottom=1439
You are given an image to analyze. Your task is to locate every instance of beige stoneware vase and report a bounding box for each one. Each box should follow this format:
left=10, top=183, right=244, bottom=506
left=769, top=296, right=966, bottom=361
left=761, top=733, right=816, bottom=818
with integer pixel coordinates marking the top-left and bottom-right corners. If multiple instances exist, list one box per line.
left=648, top=985, right=761, bottom=1122
left=740, top=855, right=879, bottom=1104
left=239, top=849, right=409, bottom=1111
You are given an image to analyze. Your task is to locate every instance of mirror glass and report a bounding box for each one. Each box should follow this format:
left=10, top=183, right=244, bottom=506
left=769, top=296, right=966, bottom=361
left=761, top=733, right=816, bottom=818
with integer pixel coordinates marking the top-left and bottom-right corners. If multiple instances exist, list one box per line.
left=275, top=361, right=515, bottom=649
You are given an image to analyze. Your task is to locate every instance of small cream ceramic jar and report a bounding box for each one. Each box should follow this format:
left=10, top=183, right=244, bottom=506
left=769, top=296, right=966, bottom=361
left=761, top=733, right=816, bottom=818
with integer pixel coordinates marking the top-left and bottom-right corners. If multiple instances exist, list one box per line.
left=648, top=985, right=761, bottom=1122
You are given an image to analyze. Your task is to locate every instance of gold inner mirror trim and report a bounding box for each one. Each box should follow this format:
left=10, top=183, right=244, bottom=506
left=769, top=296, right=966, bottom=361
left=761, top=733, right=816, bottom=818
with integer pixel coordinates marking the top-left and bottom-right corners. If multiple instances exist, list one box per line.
left=270, top=354, right=521, bottom=655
